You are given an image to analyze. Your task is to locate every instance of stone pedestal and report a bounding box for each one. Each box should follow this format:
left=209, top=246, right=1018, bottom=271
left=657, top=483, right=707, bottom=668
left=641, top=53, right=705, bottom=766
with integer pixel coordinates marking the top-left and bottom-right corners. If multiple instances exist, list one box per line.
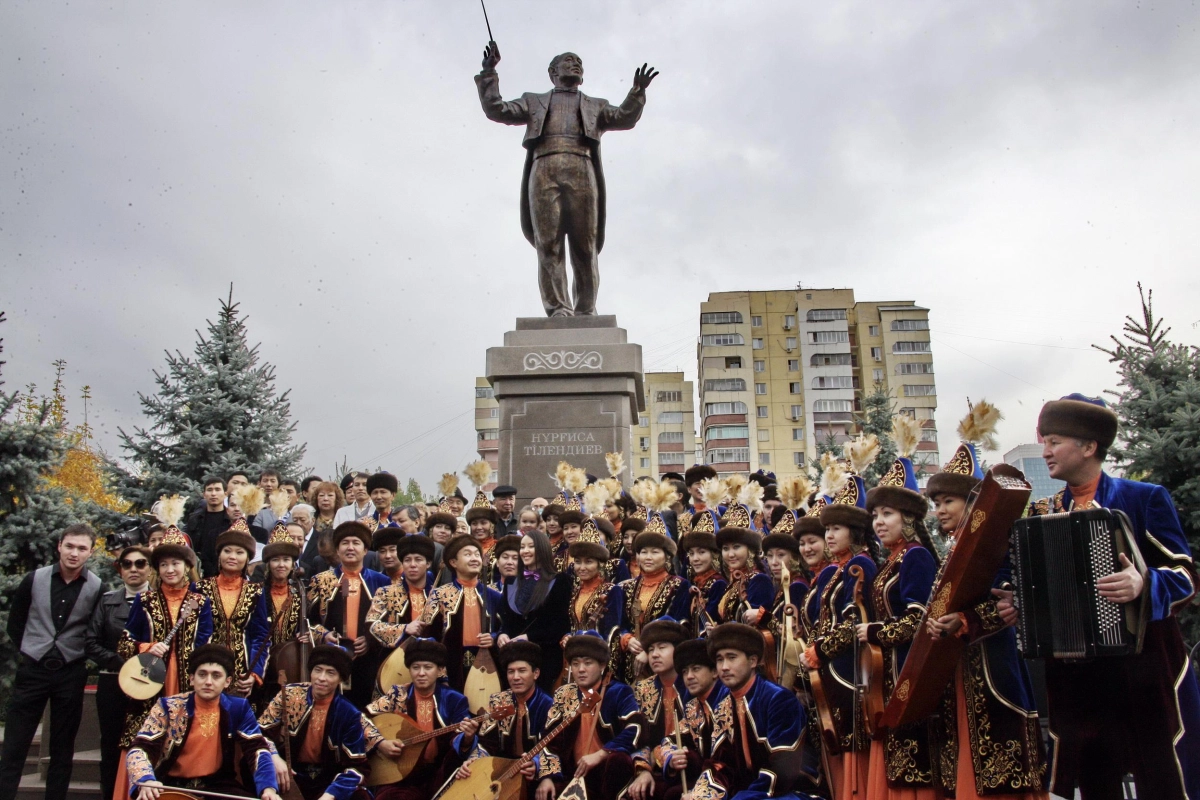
left=485, top=316, right=645, bottom=506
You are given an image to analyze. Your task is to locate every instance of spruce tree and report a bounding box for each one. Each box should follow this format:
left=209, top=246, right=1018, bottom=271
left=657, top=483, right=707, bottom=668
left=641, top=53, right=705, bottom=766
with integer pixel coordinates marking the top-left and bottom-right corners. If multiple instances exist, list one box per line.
left=118, top=288, right=305, bottom=510
left=1095, top=284, right=1200, bottom=638
left=856, top=382, right=898, bottom=486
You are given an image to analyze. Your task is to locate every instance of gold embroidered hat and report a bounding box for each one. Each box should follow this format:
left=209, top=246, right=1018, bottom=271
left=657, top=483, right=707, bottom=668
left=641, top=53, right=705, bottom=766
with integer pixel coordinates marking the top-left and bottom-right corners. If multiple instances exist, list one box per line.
left=867, top=415, right=929, bottom=517
left=261, top=519, right=301, bottom=562
left=926, top=400, right=1001, bottom=500
left=151, top=494, right=196, bottom=568
left=819, top=434, right=880, bottom=531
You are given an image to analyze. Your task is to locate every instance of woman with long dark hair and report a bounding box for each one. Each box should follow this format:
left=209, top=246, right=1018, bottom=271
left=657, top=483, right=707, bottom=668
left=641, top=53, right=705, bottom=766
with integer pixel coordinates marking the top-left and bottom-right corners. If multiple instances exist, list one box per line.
left=496, top=530, right=571, bottom=691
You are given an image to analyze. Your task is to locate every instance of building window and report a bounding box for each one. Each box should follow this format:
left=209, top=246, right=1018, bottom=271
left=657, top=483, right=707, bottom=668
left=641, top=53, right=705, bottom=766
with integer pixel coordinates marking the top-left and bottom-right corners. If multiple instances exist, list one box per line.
left=707, top=447, right=750, bottom=464
left=640, top=457, right=650, bottom=468
left=757, top=430, right=770, bottom=442
left=788, top=359, right=799, bottom=371
left=785, top=337, right=798, bottom=350
left=475, top=386, right=494, bottom=399
left=894, top=341, right=932, bottom=353
left=659, top=452, right=686, bottom=465
left=656, top=390, right=683, bottom=402
left=792, top=428, right=804, bottom=441
left=790, top=404, right=803, bottom=418
left=793, top=452, right=805, bottom=466
left=868, top=325, right=880, bottom=337
left=751, top=315, right=763, bottom=327
left=922, top=427, right=939, bottom=442
left=806, top=309, right=848, bottom=322
left=705, top=425, right=749, bottom=442
left=871, top=347, right=883, bottom=361
left=700, top=311, right=744, bottom=324
left=811, top=353, right=853, bottom=367
left=783, top=314, right=796, bottom=328
left=658, top=411, right=685, bottom=423
left=759, top=452, right=771, bottom=465
left=810, top=330, right=849, bottom=344
left=477, top=431, right=491, bottom=441
left=813, top=376, right=855, bottom=389
left=659, top=431, right=685, bottom=443
left=704, top=401, right=748, bottom=415
left=752, top=338, right=764, bottom=350
left=754, top=360, right=765, bottom=372
left=897, top=362, right=934, bottom=375
left=638, top=415, right=649, bottom=427
left=701, top=333, right=744, bottom=346
left=789, top=382, right=802, bottom=394
left=812, top=399, right=854, bottom=412
left=891, top=319, right=930, bottom=331
left=703, top=378, right=745, bottom=392
left=639, top=436, right=650, bottom=449
left=904, top=384, right=937, bottom=397
left=725, top=356, right=742, bottom=369
left=756, top=406, right=768, bottom=418
left=873, top=368, right=883, bottom=382
left=487, top=408, right=499, bottom=418
left=755, top=383, right=767, bottom=395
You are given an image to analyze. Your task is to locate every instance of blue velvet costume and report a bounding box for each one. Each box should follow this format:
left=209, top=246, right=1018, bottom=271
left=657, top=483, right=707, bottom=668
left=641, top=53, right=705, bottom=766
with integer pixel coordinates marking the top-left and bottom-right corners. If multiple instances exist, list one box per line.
left=257, top=683, right=368, bottom=800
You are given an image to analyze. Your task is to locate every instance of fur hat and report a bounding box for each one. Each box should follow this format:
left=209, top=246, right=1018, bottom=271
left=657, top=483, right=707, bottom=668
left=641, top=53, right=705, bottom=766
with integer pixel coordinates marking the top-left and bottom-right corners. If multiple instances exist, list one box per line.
left=309, top=644, right=353, bottom=681
left=189, top=644, right=237, bottom=677
left=372, top=527, right=406, bottom=552
left=492, top=534, right=522, bottom=558
left=499, top=640, right=543, bottom=671
left=868, top=415, right=930, bottom=517
left=541, top=503, right=567, bottom=520
left=465, top=506, right=501, bottom=526
left=679, top=531, right=719, bottom=554
left=214, top=519, right=257, bottom=560
left=1038, top=394, right=1118, bottom=450
left=594, top=517, right=616, bottom=542
left=716, top=526, right=762, bottom=554
left=564, top=632, right=610, bottom=665
left=396, top=535, right=436, bottom=563
left=795, top=516, right=826, bottom=538
left=639, top=618, right=688, bottom=649
left=621, top=517, right=646, bottom=536
left=674, top=638, right=715, bottom=672
left=424, top=512, right=459, bottom=533
left=569, top=540, right=610, bottom=563
left=927, top=400, right=1001, bottom=500
left=443, top=534, right=482, bottom=567
left=367, top=472, right=399, bottom=495
left=151, top=498, right=196, bottom=569
left=819, top=502, right=871, bottom=531
left=706, top=622, right=765, bottom=661
left=333, top=521, right=372, bottom=550
left=761, top=532, right=800, bottom=558
left=261, top=522, right=301, bottom=563
left=632, top=531, right=677, bottom=557
left=685, top=464, right=718, bottom=486
left=405, top=638, right=448, bottom=667
left=557, top=510, right=587, bottom=528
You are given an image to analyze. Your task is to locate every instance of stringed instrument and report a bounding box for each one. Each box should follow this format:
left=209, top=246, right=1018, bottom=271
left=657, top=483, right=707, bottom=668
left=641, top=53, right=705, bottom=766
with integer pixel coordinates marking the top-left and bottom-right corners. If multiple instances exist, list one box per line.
left=433, top=687, right=601, bottom=800
left=776, top=562, right=804, bottom=691
left=366, top=702, right=516, bottom=786
left=463, top=589, right=502, bottom=714
left=880, top=465, right=1032, bottom=729
left=849, top=564, right=885, bottom=739
left=275, top=668, right=305, bottom=800
left=119, top=594, right=202, bottom=700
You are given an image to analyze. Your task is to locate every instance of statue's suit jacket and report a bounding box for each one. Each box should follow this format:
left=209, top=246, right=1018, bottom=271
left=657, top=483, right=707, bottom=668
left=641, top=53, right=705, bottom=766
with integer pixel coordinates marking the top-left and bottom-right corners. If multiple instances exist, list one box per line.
left=475, top=68, right=647, bottom=252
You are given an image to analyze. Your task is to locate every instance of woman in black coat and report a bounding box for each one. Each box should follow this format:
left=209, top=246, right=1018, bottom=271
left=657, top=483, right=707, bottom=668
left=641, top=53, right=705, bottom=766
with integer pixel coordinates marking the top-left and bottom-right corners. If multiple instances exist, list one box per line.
left=496, top=530, right=572, bottom=691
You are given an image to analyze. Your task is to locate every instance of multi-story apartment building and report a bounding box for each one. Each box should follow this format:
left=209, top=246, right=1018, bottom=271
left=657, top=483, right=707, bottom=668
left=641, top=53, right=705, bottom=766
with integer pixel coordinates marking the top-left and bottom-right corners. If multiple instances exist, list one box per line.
left=696, top=289, right=939, bottom=479
left=629, top=372, right=697, bottom=481
left=1004, top=443, right=1065, bottom=501
left=475, top=371, right=696, bottom=487
left=474, top=377, right=499, bottom=492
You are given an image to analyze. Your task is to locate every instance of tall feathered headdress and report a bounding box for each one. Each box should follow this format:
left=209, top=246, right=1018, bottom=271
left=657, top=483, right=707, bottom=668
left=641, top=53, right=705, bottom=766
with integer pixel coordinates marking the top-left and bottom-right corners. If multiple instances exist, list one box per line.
left=958, top=399, right=1002, bottom=451
left=437, top=473, right=459, bottom=513
left=778, top=475, right=813, bottom=511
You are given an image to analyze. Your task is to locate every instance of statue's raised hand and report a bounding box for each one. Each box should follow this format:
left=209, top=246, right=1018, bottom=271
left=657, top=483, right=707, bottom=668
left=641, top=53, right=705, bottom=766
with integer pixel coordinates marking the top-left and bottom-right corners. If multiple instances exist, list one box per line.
left=482, top=41, right=501, bottom=70
left=633, top=63, right=659, bottom=91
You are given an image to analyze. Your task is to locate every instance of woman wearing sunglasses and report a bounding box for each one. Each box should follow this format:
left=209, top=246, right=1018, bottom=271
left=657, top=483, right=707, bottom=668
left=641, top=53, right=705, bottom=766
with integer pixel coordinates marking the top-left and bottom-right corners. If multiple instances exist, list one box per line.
left=85, top=545, right=151, bottom=800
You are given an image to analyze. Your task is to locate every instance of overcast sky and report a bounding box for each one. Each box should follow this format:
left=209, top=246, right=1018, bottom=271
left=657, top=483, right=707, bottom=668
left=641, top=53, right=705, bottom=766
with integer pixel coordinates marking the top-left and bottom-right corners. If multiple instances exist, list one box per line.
left=3, top=1, right=1199, bottom=493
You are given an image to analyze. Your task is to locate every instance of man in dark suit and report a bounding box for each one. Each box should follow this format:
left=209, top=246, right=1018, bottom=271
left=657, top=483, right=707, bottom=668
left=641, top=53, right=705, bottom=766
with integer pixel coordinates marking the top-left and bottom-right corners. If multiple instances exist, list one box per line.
left=475, top=43, right=657, bottom=317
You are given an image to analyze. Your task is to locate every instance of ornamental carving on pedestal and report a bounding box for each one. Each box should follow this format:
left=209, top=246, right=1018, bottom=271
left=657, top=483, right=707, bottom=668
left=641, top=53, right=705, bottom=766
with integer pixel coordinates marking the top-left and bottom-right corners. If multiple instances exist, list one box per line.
left=522, top=351, right=604, bottom=371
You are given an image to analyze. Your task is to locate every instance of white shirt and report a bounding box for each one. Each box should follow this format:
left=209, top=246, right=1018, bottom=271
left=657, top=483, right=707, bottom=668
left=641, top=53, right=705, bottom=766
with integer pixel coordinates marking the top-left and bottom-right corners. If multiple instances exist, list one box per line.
left=333, top=500, right=372, bottom=527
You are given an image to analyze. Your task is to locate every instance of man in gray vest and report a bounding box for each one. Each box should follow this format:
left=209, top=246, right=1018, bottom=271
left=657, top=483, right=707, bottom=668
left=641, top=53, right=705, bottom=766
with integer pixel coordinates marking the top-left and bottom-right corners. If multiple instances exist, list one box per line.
left=0, top=523, right=103, bottom=800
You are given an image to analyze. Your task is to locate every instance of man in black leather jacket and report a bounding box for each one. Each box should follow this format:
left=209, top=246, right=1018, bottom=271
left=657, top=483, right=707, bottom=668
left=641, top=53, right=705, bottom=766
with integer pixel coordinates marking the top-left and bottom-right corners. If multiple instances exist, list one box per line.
left=85, top=545, right=151, bottom=800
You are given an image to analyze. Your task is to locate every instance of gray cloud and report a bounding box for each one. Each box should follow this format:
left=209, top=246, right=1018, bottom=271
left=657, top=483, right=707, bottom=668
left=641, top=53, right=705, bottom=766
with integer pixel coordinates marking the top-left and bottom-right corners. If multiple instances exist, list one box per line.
left=3, top=0, right=1199, bottom=489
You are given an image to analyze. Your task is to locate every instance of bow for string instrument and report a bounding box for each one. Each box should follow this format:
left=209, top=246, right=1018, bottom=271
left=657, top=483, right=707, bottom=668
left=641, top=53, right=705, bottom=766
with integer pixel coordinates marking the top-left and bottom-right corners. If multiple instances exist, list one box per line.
left=777, top=562, right=805, bottom=690
left=274, top=669, right=304, bottom=800
left=433, top=687, right=602, bottom=800
left=848, top=564, right=884, bottom=739
left=119, top=594, right=202, bottom=700
left=273, top=575, right=314, bottom=684
left=366, top=701, right=517, bottom=786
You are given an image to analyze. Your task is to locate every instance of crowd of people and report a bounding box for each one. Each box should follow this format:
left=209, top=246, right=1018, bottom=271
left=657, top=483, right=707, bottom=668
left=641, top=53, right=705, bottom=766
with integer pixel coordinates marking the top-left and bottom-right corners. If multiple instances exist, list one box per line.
left=0, top=393, right=1196, bottom=800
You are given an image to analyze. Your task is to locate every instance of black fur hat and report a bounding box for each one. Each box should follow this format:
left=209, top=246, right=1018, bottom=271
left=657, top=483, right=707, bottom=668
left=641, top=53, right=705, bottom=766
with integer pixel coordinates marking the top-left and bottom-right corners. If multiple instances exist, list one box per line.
left=706, top=622, right=765, bottom=661
left=406, top=638, right=448, bottom=668
left=499, top=640, right=543, bottom=671
left=189, top=644, right=237, bottom=677
left=309, top=644, right=353, bottom=681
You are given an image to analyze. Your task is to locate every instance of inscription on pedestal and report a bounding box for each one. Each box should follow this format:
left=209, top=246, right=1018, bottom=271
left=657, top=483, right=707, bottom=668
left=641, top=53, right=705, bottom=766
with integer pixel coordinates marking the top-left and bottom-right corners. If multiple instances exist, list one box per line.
left=522, top=430, right=605, bottom=457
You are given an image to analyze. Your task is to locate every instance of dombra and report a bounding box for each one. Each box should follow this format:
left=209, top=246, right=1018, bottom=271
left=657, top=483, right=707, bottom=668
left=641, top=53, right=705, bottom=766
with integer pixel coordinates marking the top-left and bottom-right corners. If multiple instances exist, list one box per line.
left=119, top=595, right=202, bottom=700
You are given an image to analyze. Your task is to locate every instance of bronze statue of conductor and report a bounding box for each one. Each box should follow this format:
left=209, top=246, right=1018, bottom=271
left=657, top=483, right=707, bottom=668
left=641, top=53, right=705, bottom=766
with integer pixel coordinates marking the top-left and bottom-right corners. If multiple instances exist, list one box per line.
left=475, top=43, right=658, bottom=317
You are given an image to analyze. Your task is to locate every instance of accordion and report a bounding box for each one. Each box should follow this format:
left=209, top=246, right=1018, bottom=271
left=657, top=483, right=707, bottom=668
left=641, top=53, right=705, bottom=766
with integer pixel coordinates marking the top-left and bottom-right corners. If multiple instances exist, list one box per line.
left=1010, top=508, right=1146, bottom=659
